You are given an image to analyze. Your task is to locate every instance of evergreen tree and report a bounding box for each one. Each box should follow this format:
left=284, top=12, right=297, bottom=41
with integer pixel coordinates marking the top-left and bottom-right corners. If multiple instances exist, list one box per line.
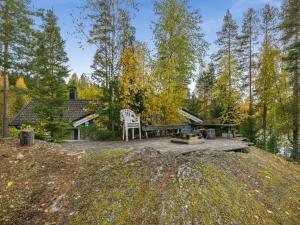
left=78, top=0, right=137, bottom=131
left=261, top=4, right=279, bottom=46
left=280, top=0, right=300, bottom=159
left=239, top=8, right=260, bottom=114
left=213, top=56, right=242, bottom=124
left=31, top=10, right=69, bottom=141
left=195, top=62, right=216, bottom=120
left=152, top=0, right=206, bottom=123
left=68, top=73, right=79, bottom=89
left=0, top=0, right=34, bottom=137
left=214, top=10, right=239, bottom=77
left=214, top=10, right=242, bottom=124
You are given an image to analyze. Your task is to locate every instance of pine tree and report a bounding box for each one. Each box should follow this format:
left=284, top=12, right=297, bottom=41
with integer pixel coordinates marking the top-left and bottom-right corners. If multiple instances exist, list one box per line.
left=31, top=10, right=69, bottom=141
left=78, top=0, right=137, bottom=131
left=261, top=4, right=279, bottom=46
left=152, top=0, right=206, bottom=123
left=0, top=0, right=34, bottom=137
left=280, top=0, right=300, bottom=159
left=195, top=63, right=216, bottom=120
left=239, top=8, right=260, bottom=114
left=214, top=10, right=239, bottom=77
left=213, top=56, right=242, bottom=124
left=214, top=10, right=242, bottom=124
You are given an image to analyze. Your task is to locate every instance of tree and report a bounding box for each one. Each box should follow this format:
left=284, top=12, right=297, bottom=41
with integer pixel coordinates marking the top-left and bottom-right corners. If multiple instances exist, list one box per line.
left=119, top=43, right=150, bottom=116
left=14, top=76, right=28, bottom=113
left=195, top=62, right=216, bottom=120
left=239, top=8, right=260, bottom=115
left=280, top=0, right=300, bottom=159
left=214, top=10, right=239, bottom=77
left=255, top=44, right=281, bottom=149
left=31, top=10, right=69, bottom=141
left=152, top=0, right=206, bottom=123
left=77, top=0, right=138, bottom=131
left=213, top=56, right=242, bottom=124
left=214, top=10, right=242, bottom=124
left=0, top=0, right=34, bottom=137
left=256, top=4, right=279, bottom=149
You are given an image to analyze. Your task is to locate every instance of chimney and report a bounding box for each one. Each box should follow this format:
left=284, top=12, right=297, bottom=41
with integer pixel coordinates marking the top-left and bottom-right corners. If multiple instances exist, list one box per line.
left=69, top=88, right=77, bottom=100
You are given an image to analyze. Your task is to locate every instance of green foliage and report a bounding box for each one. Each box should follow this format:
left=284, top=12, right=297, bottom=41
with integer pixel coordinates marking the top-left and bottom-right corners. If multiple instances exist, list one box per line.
left=0, top=0, right=34, bottom=137
left=151, top=0, right=206, bottom=124
left=30, top=10, right=69, bottom=142
left=119, top=44, right=150, bottom=118
left=78, top=0, right=138, bottom=131
left=0, top=0, right=34, bottom=74
left=80, top=125, right=120, bottom=141
left=280, top=0, right=300, bottom=160
left=239, top=115, right=259, bottom=143
left=238, top=8, right=259, bottom=113
left=213, top=56, right=243, bottom=124
left=195, top=62, right=216, bottom=120
left=9, top=127, right=19, bottom=137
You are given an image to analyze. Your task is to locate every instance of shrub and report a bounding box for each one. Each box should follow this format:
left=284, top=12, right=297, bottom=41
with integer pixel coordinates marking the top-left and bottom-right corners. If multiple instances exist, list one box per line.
left=81, top=125, right=121, bottom=141
left=239, top=115, right=259, bottom=143
left=9, top=127, right=19, bottom=138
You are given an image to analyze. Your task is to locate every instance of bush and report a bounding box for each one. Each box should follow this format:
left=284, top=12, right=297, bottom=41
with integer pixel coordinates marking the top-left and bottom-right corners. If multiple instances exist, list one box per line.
left=81, top=125, right=121, bottom=141
left=239, top=115, right=259, bottom=143
left=9, top=127, right=20, bottom=138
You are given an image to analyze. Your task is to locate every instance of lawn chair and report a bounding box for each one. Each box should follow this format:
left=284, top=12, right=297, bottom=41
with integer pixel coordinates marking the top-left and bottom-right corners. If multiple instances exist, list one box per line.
left=120, top=109, right=141, bottom=142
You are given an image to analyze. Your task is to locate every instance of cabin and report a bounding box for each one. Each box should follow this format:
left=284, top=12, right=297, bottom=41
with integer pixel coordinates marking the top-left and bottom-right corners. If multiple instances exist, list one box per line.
left=9, top=89, right=99, bottom=140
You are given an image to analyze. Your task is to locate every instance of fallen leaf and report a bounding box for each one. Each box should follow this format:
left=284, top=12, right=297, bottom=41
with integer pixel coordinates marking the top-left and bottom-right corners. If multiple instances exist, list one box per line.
left=7, top=181, right=13, bottom=188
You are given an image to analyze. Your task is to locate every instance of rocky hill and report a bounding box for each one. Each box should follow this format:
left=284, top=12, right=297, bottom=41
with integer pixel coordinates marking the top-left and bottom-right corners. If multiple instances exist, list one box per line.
left=1, top=139, right=300, bottom=224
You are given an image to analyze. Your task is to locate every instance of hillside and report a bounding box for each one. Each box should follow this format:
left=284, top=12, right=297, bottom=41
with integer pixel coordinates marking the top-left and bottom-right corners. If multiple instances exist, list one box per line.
left=1, top=139, right=300, bottom=224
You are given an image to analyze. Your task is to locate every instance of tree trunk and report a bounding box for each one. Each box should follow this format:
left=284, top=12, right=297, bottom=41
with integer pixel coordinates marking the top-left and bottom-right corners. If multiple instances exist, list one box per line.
left=2, top=69, right=9, bottom=138
left=2, top=2, right=9, bottom=138
left=292, top=63, right=299, bottom=160
left=249, top=22, right=253, bottom=115
left=262, top=103, right=267, bottom=149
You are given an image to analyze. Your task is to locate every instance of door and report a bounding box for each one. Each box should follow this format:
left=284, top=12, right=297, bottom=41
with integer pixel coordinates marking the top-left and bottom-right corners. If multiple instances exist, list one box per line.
left=73, top=129, right=79, bottom=140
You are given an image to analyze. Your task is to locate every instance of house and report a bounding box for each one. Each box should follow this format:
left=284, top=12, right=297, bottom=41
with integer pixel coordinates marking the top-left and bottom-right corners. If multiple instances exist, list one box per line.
left=9, top=89, right=99, bottom=140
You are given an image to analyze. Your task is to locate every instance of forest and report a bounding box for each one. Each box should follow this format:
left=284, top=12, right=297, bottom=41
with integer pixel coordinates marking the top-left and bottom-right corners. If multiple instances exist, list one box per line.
left=0, top=0, right=299, bottom=160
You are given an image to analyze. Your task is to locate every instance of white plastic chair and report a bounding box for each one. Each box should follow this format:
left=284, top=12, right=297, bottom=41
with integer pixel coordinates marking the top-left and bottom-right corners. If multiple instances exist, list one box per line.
left=120, top=109, right=141, bottom=142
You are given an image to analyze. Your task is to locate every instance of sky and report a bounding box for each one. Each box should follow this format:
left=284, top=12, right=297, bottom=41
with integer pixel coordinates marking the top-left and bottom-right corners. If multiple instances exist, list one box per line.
left=30, top=0, right=282, bottom=78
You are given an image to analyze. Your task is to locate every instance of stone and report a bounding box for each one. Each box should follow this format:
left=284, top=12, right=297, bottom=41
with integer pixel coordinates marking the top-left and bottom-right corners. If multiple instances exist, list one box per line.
left=16, top=152, right=25, bottom=160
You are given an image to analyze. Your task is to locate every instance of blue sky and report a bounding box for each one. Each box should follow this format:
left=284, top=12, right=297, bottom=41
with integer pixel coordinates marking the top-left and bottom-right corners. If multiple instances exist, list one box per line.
left=30, top=0, right=282, bottom=77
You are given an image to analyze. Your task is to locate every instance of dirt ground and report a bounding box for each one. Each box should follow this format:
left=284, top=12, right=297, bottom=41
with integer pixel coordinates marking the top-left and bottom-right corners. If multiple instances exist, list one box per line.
left=0, top=139, right=83, bottom=225
left=1, top=138, right=300, bottom=225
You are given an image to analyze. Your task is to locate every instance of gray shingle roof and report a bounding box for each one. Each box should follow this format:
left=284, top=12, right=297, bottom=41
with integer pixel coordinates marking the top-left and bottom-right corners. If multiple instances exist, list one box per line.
left=9, top=100, right=95, bottom=126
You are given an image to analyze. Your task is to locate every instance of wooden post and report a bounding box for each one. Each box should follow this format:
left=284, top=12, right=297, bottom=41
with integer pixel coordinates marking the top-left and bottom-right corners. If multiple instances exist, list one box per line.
left=20, top=130, right=34, bottom=146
